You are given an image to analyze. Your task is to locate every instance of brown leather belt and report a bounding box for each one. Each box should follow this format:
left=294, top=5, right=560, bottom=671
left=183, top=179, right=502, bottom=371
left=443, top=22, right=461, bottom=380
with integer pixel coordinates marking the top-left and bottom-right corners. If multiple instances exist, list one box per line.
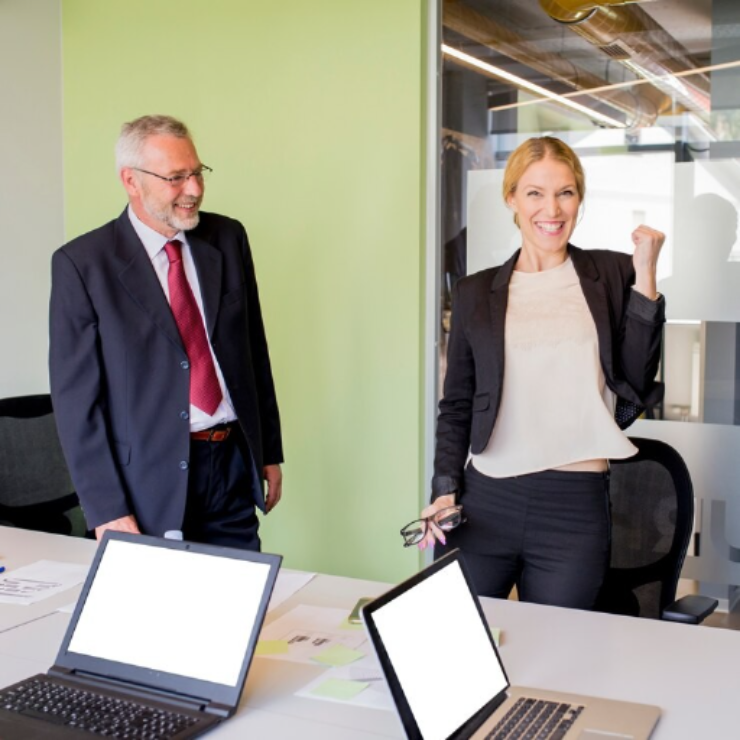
left=190, top=425, right=232, bottom=442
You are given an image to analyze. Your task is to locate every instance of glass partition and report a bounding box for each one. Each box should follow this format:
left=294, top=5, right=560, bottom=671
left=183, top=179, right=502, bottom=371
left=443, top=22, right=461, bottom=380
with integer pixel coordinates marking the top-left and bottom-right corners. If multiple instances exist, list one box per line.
left=438, top=0, right=740, bottom=609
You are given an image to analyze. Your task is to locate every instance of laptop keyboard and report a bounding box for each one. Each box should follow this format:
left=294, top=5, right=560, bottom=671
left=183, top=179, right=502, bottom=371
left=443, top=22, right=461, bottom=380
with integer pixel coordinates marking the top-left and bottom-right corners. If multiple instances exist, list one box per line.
left=485, top=697, right=584, bottom=740
left=0, top=677, right=200, bottom=739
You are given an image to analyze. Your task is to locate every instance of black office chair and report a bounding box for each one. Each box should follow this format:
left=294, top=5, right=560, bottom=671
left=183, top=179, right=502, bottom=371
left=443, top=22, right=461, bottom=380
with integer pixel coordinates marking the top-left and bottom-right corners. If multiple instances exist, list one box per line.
left=596, top=436, right=718, bottom=625
left=0, top=393, right=88, bottom=536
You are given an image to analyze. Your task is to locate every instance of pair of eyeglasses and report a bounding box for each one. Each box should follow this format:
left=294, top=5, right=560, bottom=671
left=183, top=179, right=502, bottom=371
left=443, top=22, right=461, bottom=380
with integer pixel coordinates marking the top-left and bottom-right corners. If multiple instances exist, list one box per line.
left=133, top=165, right=213, bottom=187
left=400, top=505, right=466, bottom=547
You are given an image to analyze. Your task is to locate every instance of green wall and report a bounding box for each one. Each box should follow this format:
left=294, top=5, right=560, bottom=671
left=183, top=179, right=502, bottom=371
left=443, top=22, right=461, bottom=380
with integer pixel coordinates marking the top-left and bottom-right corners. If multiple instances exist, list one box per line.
left=62, top=0, right=427, bottom=582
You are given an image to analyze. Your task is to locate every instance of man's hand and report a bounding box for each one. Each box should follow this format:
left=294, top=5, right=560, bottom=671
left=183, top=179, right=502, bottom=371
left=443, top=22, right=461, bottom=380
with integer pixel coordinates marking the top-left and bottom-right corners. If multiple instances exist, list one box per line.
left=263, top=464, right=283, bottom=513
left=95, top=514, right=141, bottom=540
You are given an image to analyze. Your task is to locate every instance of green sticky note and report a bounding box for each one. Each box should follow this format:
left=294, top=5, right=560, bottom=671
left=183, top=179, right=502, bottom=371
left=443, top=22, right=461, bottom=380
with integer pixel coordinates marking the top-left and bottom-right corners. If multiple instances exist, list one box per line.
left=311, top=643, right=365, bottom=666
left=338, top=617, right=365, bottom=631
left=310, top=678, right=370, bottom=701
left=255, top=639, right=290, bottom=656
left=489, top=626, right=502, bottom=647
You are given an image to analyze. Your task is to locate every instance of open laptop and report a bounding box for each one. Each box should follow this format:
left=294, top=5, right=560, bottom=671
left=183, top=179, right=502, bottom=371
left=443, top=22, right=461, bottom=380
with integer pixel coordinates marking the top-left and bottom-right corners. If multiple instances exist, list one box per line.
left=0, top=531, right=282, bottom=739
left=362, top=549, right=660, bottom=740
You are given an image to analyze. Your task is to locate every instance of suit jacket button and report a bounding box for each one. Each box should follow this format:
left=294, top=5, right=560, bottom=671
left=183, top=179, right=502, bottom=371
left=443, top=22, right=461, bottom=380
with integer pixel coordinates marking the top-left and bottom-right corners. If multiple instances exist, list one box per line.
left=180, top=411, right=189, bottom=420
left=179, top=461, right=189, bottom=470
left=180, top=360, right=190, bottom=370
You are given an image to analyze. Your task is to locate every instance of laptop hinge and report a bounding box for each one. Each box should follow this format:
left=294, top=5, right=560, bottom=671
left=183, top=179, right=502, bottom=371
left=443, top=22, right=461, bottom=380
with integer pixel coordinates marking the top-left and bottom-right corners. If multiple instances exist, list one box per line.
left=48, top=666, right=228, bottom=716
left=451, top=689, right=509, bottom=739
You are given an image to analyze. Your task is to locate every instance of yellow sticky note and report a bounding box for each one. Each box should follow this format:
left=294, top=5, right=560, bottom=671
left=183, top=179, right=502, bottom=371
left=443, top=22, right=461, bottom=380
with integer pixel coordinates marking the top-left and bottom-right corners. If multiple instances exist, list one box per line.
left=255, top=639, right=290, bottom=656
left=311, top=644, right=365, bottom=667
left=489, top=626, right=502, bottom=647
left=311, top=678, right=370, bottom=701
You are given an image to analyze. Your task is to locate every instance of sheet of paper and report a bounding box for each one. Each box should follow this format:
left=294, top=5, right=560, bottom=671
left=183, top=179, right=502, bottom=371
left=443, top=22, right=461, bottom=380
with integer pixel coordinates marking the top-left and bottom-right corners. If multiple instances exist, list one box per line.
left=0, top=561, right=89, bottom=606
left=311, top=644, right=365, bottom=667
left=258, top=604, right=368, bottom=664
left=297, top=657, right=394, bottom=711
left=310, top=678, right=369, bottom=701
left=268, top=571, right=315, bottom=612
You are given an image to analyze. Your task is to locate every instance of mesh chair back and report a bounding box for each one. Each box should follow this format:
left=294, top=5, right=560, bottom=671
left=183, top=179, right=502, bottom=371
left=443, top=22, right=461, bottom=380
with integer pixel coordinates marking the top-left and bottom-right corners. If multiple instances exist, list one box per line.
left=0, top=394, right=83, bottom=534
left=598, top=437, right=694, bottom=619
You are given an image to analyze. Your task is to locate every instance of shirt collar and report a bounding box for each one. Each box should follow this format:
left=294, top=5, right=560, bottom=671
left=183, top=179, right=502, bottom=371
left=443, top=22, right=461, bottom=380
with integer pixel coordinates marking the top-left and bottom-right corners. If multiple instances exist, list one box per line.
left=127, top=205, right=186, bottom=261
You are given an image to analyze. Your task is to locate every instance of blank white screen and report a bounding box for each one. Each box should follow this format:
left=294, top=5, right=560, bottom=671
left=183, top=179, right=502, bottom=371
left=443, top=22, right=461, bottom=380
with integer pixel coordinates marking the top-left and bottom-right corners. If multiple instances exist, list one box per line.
left=67, top=540, right=270, bottom=686
left=372, top=561, right=507, bottom=740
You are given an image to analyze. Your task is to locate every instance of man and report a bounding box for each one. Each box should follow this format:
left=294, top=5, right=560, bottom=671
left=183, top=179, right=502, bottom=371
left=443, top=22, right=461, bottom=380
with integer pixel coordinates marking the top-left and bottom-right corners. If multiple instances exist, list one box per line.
left=50, top=115, right=283, bottom=551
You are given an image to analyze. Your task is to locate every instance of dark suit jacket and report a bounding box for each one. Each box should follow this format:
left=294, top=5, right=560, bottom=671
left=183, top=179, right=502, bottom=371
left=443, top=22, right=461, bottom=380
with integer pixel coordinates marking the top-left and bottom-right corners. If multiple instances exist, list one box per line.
left=432, top=245, right=665, bottom=500
left=49, top=209, right=283, bottom=534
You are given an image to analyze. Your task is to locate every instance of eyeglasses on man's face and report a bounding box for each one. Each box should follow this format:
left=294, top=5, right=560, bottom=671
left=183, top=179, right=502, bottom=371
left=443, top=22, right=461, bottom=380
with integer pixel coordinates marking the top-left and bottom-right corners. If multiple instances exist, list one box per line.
left=400, top=505, right=466, bottom=547
left=133, top=165, right=213, bottom=188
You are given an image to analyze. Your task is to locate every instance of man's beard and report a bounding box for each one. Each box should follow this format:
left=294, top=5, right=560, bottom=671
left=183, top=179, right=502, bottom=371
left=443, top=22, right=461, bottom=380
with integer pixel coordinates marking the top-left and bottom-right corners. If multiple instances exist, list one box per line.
left=144, top=198, right=200, bottom=232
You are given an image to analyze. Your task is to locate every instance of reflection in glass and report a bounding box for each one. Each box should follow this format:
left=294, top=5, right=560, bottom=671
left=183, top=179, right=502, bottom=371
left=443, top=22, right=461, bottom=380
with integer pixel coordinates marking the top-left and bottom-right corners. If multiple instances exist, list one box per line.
left=437, top=0, right=740, bottom=608
left=659, top=162, right=740, bottom=322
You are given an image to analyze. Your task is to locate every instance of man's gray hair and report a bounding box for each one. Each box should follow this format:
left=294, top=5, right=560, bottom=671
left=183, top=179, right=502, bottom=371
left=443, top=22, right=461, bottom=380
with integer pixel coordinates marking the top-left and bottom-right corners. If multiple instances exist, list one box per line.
left=115, top=115, right=192, bottom=172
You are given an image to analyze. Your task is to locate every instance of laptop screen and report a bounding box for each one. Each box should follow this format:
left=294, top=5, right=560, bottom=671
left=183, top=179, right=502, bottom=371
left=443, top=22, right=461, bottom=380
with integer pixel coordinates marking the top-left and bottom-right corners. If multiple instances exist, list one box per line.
left=368, top=556, right=507, bottom=740
left=65, top=537, right=273, bottom=687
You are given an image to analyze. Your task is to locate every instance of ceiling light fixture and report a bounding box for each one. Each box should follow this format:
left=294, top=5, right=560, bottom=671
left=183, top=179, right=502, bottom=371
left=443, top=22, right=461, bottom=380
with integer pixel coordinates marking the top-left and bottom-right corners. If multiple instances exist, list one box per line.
left=487, top=59, right=740, bottom=116
left=621, top=60, right=711, bottom=114
left=442, top=44, right=627, bottom=129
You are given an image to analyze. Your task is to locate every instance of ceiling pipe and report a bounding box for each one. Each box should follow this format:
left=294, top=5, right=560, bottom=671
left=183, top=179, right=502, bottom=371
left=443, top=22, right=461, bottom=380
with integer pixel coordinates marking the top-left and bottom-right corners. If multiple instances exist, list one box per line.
left=443, top=0, right=660, bottom=128
left=539, top=0, right=711, bottom=116
left=539, top=0, right=642, bottom=24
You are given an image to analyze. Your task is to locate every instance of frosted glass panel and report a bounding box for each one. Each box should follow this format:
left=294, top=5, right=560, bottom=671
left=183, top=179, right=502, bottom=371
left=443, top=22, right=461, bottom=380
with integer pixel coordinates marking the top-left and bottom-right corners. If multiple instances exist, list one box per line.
left=468, top=158, right=740, bottom=323
left=632, top=419, right=740, bottom=598
left=659, top=161, right=740, bottom=322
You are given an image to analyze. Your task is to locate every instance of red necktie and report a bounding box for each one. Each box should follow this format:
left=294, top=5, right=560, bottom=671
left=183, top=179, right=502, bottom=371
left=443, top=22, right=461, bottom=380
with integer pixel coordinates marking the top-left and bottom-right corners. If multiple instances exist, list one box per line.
left=164, top=240, right=222, bottom=415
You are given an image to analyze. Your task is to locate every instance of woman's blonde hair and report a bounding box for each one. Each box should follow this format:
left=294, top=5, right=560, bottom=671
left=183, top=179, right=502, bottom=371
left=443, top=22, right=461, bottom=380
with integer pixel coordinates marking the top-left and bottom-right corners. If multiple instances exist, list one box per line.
left=502, top=137, right=585, bottom=226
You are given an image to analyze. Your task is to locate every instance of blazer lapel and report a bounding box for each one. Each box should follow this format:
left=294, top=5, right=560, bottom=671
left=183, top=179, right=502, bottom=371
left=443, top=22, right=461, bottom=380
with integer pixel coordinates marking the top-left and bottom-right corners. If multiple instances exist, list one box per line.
left=189, top=234, right=222, bottom=338
left=113, top=212, right=184, bottom=352
left=570, top=245, right=615, bottom=381
left=488, top=249, right=519, bottom=391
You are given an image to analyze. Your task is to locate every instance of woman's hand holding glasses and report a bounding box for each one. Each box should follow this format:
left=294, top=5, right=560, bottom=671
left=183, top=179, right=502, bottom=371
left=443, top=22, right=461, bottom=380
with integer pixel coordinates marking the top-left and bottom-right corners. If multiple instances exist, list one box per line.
left=400, top=495, right=465, bottom=550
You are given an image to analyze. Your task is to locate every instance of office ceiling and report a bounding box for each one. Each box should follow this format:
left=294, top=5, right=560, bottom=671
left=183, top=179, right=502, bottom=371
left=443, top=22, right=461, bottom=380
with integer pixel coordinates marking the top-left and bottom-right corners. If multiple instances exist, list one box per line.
left=442, top=0, right=720, bottom=129
left=642, top=0, right=712, bottom=61
left=452, top=0, right=712, bottom=60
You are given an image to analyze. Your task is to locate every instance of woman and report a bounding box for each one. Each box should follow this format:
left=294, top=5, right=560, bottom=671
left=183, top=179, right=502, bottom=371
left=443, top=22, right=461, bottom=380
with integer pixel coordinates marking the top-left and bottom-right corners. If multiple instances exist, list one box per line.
left=421, top=136, right=665, bottom=609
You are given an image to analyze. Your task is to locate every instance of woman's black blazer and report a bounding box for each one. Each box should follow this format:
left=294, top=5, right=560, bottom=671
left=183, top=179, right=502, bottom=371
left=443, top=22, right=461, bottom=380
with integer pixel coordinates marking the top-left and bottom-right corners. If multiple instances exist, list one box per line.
left=432, top=245, right=665, bottom=500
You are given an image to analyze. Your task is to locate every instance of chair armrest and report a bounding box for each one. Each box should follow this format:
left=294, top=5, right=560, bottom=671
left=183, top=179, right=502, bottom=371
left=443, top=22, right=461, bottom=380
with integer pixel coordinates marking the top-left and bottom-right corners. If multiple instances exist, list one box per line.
left=662, top=594, right=719, bottom=625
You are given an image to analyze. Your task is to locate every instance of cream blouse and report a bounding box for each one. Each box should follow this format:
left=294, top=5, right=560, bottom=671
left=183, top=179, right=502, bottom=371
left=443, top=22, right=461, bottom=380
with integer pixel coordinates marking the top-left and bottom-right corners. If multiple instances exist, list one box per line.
left=471, top=258, right=637, bottom=478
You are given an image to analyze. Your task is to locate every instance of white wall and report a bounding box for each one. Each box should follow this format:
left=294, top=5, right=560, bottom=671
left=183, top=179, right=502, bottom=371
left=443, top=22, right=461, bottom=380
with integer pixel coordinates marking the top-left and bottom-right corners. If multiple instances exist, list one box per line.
left=0, top=0, right=64, bottom=397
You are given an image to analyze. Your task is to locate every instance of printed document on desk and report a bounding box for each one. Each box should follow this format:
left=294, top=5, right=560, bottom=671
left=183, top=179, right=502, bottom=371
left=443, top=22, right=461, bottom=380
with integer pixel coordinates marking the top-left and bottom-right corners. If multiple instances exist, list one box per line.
left=297, top=659, right=394, bottom=711
left=268, top=570, right=315, bottom=612
left=258, top=605, right=368, bottom=664
left=0, top=561, right=88, bottom=605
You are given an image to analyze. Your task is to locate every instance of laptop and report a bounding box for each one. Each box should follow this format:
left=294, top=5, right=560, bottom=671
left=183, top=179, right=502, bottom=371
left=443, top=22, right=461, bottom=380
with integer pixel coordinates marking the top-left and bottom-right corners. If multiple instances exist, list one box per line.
left=362, top=549, right=660, bottom=740
left=0, top=531, right=282, bottom=739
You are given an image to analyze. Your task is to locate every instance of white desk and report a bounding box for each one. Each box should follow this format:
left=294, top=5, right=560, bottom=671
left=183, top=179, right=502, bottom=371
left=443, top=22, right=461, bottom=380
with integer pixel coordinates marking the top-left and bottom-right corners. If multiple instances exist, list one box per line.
left=0, top=525, right=737, bottom=739
left=0, top=527, right=94, bottom=633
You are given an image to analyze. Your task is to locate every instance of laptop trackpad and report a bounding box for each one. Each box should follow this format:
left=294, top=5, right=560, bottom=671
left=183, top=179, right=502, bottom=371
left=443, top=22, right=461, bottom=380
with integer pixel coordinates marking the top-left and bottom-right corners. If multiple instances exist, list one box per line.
left=0, top=713, right=81, bottom=739
left=579, top=731, right=634, bottom=739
